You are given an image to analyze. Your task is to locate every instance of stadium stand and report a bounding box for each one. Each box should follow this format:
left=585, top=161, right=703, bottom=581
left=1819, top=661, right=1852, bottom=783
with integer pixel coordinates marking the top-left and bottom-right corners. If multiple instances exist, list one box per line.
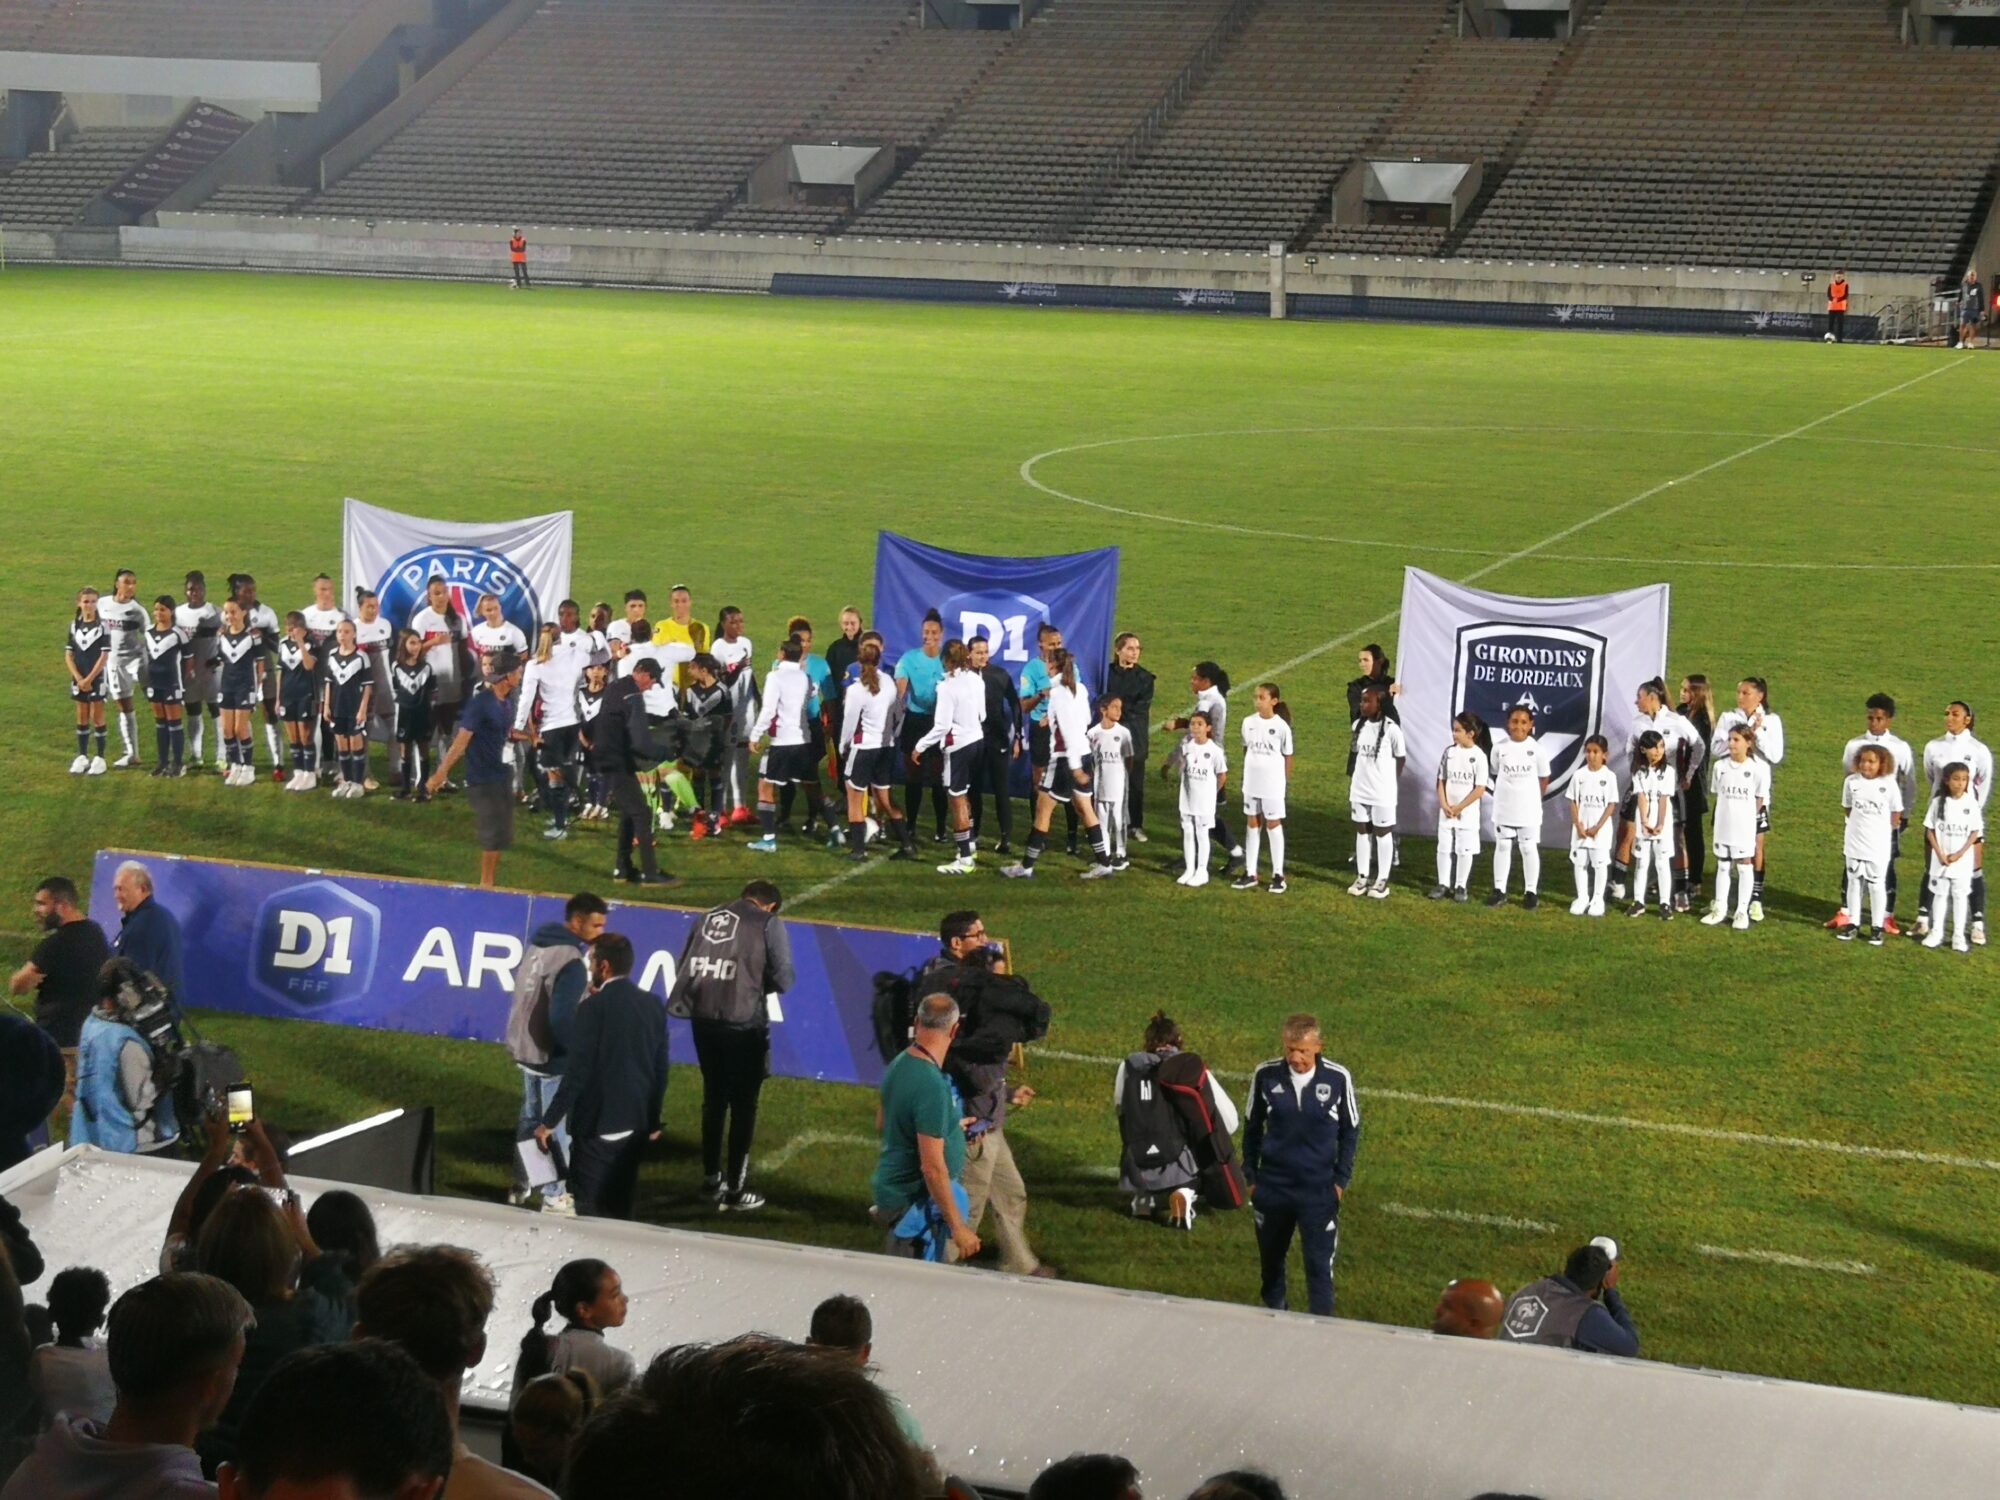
left=709, top=23, right=1012, bottom=235
left=1455, top=0, right=2000, bottom=273
left=304, top=0, right=913, bottom=230
left=0, top=126, right=155, bottom=229
left=1079, top=0, right=1444, bottom=251
left=846, top=0, right=1241, bottom=243
left=0, top=0, right=378, bottom=61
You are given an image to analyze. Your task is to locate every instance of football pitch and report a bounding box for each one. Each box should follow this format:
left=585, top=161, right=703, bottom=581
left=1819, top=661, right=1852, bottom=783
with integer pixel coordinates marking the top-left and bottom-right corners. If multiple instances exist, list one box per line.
left=5, top=266, right=1998, bottom=1407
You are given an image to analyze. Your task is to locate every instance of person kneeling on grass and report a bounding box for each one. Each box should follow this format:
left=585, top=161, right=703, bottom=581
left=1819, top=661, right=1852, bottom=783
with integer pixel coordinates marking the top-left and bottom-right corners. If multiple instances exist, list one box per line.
left=1114, top=1009, right=1243, bottom=1231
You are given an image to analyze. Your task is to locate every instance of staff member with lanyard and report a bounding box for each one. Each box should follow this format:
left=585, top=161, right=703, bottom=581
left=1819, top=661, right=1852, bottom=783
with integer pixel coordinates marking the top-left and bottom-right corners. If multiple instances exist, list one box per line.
left=1242, top=1012, right=1361, bottom=1318
left=429, top=646, right=524, bottom=888
left=668, top=880, right=794, bottom=1213
left=895, top=611, right=947, bottom=843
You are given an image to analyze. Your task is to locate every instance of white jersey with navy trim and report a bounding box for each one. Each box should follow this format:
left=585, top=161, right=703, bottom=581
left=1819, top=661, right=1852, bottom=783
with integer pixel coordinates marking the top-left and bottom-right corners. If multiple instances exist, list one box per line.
left=1630, top=765, right=1676, bottom=843
left=1840, top=730, right=1916, bottom=811
left=1088, top=722, right=1133, bottom=804
left=1712, top=708, right=1785, bottom=802
left=1568, top=765, right=1620, bottom=853
left=1350, top=719, right=1404, bottom=807
left=1437, top=743, right=1490, bottom=829
left=1922, top=729, right=1994, bottom=812
left=102, top=597, right=148, bottom=663
left=757, top=659, right=812, bottom=747
left=839, top=674, right=897, bottom=750
left=1631, top=706, right=1705, bottom=787
left=914, top=669, right=986, bottom=755
left=1240, top=713, right=1294, bottom=800
left=1489, top=736, right=1551, bottom=828
left=1709, top=755, right=1770, bottom=849
left=1841, top=773, right=1902, bottom=866
left=1178, top=739, right=1227, bottom=823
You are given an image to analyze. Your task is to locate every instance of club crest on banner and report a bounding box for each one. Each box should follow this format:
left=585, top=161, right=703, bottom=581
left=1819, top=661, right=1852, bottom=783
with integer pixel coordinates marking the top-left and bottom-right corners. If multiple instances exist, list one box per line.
left=378, top=545, right=543, bottom=641
left=1452, top=622, right=1607, bottom=798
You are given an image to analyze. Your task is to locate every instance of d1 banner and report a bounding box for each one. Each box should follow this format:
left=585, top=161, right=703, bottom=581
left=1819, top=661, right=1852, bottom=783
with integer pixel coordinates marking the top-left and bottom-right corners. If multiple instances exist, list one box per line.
left=874, top=533, right=1120, bottom=789
left=1394, top=568, right=1670, bottom=847
left=342, top=497, right=573, bottom=643
left=90, top=850, right=934, bottom=1088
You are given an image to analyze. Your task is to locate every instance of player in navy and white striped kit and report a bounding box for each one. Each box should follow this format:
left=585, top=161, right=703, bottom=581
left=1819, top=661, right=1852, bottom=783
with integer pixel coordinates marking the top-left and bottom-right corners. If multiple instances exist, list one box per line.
left=1242, top=1013, right=1361, bottom=1318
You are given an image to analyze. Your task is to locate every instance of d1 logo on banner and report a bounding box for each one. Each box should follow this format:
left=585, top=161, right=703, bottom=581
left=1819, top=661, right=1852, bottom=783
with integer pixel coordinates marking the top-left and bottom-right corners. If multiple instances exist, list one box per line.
left=378, top=544, right=544, bottom=641
left=1451, top=622, right=1607, bottom=800
left=253, top=879, right=382, bottom=1008
left=941, top=589, right=1052, bottom=667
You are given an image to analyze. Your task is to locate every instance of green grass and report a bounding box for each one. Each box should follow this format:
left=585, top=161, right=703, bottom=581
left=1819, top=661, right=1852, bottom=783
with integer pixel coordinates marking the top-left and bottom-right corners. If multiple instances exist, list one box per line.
left=5, top=266, right=1999, bottom=1407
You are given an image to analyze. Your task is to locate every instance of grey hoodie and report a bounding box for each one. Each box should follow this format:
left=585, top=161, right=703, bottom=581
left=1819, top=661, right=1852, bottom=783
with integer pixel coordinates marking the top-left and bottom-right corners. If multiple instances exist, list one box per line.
left=0, top=1414, right=213, bottom=1500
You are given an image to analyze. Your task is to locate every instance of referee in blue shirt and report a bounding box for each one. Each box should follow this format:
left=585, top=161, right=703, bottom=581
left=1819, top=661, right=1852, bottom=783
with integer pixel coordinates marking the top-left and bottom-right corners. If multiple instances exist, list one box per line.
left=1241, top=1012, right=1360, bottom=1317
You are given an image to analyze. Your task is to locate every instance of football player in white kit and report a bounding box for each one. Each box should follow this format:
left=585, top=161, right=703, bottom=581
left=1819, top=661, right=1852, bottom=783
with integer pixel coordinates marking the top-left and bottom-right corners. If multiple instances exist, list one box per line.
left=1175, top=711, right=1228, bottom=888
left=1485, top=705, right=1550, bottom=909
left=1348, top=686, right=1404, bottom=899
left=1837, top=745, right=1902, bottom=946
left=300, top=574, right=349, bottom=781
left=837, top=641, right=913, bottom=861
left=712, top=606, right=758, bottom=823
left=1627, top=731, right=1677, bottom=919
left=1235, top=683, right=1294, bottom=894
left=101, top=568, right=147, bottom=767
left=517, top=622, right=586, bottom=839
left=1828, top=694, right=1915, bottom=934
left=1922, top=762, right=1984, bottom=952
left=1610, top=678, right=1703, bottom=901
left=1088, top=695, right=1135, bottom=871
left=1703, top=724, right=1769, bottom=930
left=746, top=637, right=814, bottom=854
left=231, top=573, right=285, bottom=774
left=1430, top=712, right=1490, bottom=901
left=911, top=640, right=988, bottom=874
left=1710, top=677, right=1784, bottom=922
left=1915, top=701, right=1993, bottom=945
left=1566, top=736, right=1619, bottom=917
left=354, top=588, right=395, bottom=788
left=174, top=571, right=222, bottom=770
left=410, top=574, right=467, bottom=786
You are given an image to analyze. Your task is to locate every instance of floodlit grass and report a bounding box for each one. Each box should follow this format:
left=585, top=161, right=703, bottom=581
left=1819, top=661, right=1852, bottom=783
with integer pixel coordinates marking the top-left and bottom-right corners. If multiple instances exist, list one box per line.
left=4, top=266, right=1997, bottom=1406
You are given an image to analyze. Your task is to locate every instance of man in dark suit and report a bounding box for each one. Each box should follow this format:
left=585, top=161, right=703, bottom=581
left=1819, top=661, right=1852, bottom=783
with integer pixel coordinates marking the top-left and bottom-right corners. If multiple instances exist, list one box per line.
left=591, top=659, right=677, bottom=887
left=534, top=932, right=668, bottom=1219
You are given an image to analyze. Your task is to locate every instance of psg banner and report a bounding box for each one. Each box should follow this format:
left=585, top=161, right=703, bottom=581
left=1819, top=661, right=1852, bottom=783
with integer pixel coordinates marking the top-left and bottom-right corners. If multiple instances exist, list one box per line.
left=1395, top=569, right=1670, bottom=847
left=341, top=498, right=573, bottom=642
left=89, top=850, right=934, bottom=1088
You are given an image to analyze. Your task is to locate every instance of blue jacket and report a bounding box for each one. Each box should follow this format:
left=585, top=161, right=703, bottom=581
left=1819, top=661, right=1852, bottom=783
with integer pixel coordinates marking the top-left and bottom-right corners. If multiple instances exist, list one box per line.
left=114, top=896, right=184, bottom=1005
left=69, top=1012, right=178, bottom=1154
left=1242, top=1057, right=1360, bottom=1197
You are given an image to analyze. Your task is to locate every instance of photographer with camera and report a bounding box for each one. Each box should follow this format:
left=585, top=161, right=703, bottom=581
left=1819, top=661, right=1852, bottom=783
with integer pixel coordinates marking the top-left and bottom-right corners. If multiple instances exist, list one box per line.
left=68, top=958, right=181, bottom=1156
left=919, top=911, right=1056, bottom=1278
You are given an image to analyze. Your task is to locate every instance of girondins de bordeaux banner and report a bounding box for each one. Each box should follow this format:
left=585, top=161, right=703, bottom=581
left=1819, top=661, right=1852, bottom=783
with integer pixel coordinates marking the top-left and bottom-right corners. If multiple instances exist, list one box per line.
left=1395, top=569, right=1670, bottom=847
left=342, top=498, right=573, bottom=642
left=89, top=851, right=934, bottom=1087
left=874, top=533, right=1120, bottom=791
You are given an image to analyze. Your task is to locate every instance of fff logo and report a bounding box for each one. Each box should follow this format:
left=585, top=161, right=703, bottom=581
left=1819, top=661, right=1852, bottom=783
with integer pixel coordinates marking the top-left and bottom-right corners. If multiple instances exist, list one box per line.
left=250, top=881, right=381, bottom=1008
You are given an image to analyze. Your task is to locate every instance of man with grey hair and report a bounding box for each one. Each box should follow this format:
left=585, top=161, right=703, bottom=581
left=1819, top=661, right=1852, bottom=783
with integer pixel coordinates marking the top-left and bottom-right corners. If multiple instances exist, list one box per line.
left=869, top=993, right=979, bottom=1262
left=111, top=861, right=183, bottom=1009
left=3, top=1272, right=252, bottom=1499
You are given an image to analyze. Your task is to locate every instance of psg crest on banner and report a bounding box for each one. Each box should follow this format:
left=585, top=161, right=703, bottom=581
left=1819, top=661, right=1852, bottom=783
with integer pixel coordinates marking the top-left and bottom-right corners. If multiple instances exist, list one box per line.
left=1451, top=622, right=1608, bottom=799
left=342, top=498, right=573, bottom=641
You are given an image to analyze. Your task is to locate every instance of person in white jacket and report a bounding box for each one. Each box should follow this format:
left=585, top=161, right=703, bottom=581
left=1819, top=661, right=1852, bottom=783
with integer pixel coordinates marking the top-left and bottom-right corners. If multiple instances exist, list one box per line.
left=1709, top=676, right=1784, bottom=923
left=1611, top=678, right=1704, bottom=902
left=913, top=641, right=988, bottom=875
left=1001, top=650, right=1118, bottom=880
left=746, top=639, right=812, bottom=854
left=1915, top=700, right=1994, bottom=945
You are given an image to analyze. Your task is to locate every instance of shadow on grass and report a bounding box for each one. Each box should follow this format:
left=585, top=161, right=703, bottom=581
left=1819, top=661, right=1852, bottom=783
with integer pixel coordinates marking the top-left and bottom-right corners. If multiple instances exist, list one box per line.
left=1831, top=1203, right=2000, bottom=1279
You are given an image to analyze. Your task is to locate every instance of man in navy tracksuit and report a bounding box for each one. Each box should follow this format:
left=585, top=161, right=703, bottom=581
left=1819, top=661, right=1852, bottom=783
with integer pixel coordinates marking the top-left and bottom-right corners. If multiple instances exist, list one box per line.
left=1241, top=1011, right=1360, bottom=1317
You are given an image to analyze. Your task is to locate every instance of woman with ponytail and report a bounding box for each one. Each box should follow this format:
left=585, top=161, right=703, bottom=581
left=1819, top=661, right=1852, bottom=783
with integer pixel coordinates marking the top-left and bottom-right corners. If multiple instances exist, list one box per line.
left=1002, top=649, right=1118, bottom=879
left=512, top=1259, right=633, bottom=1403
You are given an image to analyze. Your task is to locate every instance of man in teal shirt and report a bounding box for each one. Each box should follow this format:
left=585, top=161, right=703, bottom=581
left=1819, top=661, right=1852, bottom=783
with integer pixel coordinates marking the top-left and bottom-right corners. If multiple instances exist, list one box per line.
left=871, top=991, right=979, bottom=1262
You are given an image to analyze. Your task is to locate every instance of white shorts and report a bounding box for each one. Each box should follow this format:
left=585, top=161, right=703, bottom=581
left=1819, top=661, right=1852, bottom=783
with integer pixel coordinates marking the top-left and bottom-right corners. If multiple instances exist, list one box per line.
left=1436, top=812, right=1480, bottom=845
left=1929, top=860, right=1974, bottom=890
left=1637, top=830, right=1674, bottom=858
left=107, top=656, right=145, bottom=699
left=1244, top=791, right=1286, bottom=821
left=1350, top=799, right=1395, bottom=829
left=1494, top=822, right=1537, bottom=845
left=1570, top=840, right=1611, bottom=860
left=1714, top=839, right=1755, bottom=863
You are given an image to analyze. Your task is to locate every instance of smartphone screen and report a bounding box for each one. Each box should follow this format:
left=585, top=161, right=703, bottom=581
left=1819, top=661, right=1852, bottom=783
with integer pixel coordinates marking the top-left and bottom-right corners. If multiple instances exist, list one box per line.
left=226, top=1084, right=254, bottom=1134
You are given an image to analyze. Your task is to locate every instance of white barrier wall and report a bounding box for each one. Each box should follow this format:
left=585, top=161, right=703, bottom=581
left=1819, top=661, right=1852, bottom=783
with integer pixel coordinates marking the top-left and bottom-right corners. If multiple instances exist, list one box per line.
left=7, top=1147, right=1997, bottom=1499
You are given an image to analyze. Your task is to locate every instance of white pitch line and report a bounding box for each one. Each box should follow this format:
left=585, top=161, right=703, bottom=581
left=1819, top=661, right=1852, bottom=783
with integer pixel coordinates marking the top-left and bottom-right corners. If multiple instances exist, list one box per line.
left=759, top=1129, right=874, bottom=1174
left=1379, top=1201, right=1559, bottom=1233
left=1018, top=378, right=1992, bottom=570
left=1033, top=1048, right=2000, bottom=1174
left=1697, top=1245, right=1876, bottom=1277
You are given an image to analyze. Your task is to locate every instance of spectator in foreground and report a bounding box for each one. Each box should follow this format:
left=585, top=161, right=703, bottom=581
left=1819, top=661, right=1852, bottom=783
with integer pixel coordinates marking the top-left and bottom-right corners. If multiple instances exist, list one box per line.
left=507, top=1371, right=596, bottom=1493
left=69, top=959, right=180, bottom=1156
left=1499, top=1244, right=1639, bottom=1357
left=533, top=933, right=667, bottom=1220
left=805, top=1293, right=924, bottom=1447
left=9, top=876, right=110, bottom=1132
left=1187, top=1474, right=1285, bottom=1500
left=563, top=1337, right=927, bottom=1500
left=1431, top=1278, right=1505, bottom=1340
left=0, top=1012, right=62, bottom=1170
left=109, top=863, right=182, bottom=1009
left=870, top=993, right=979, bottom=1263
left=302, top=1190, right=380, bottom=1326
left=1029, top=1453, right=1142, bottom=1500
left=194, top=1181, right=355, bottom=1473
left=28, top=1267, right=114, bottom=1427
left=357, top=1244, right=553, bottom=1498
left=215, top=1341, right=452, bottom=1500
left=512, top=1259, right=634, bottom=1403
left=2, top=1272, right=252, bottom=1500
left=159, top=1124, right=259, bottom=1274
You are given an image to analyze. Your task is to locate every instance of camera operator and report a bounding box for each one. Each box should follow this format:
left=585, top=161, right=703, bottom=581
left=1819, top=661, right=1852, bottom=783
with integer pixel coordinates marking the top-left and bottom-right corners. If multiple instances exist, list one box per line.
left=919, top=911, right=1056, bottom=1278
